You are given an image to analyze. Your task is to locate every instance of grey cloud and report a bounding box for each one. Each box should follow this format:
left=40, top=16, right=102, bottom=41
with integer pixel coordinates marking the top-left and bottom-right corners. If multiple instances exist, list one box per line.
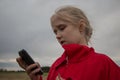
left=0, top=0, right=120, bottom=70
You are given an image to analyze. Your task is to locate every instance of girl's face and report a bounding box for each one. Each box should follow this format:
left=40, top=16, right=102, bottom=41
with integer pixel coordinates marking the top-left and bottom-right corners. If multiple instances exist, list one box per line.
left=51, top=16, right=86, bottom=46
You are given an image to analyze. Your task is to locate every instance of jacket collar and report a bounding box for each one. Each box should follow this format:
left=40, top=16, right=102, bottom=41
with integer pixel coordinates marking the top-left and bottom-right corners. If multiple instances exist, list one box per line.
left=62, top=44, right=94, bottom=63
left=54, top=44, right=94, bottom=68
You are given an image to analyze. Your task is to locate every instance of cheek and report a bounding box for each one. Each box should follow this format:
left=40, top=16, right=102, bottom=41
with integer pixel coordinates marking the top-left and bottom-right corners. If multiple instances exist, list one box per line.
left=63, top=29, right=73, bottom=38
left=64, top=30, right=81, bottom=42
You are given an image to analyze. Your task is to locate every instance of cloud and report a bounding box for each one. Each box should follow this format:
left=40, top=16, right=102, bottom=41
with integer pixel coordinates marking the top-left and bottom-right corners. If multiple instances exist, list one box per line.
left=0, top=0, right=120, bottom=70
left=92, top=9, right=120, bottom=55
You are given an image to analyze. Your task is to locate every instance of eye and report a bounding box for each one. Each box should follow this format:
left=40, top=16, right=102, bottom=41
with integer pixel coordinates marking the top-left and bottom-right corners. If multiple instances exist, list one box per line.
left=53, top=24, right=67, bottom=35
left=53, top=29, right=57, bottom=35
left=58, top=24, right=66, bottom=31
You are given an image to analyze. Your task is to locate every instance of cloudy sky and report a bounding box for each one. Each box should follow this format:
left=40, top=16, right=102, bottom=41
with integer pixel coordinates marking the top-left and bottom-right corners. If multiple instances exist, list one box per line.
left=0, top=0, right=120, bottom=70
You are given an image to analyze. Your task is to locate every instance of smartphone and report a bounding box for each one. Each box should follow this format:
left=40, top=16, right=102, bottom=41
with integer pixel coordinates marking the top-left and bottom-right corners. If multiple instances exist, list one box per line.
left=18, top=49, right=43, bottom=75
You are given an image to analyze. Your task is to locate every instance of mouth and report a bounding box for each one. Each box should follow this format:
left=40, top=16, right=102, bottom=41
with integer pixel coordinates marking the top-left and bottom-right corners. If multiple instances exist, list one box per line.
left=60, top=41, right=66, bottom=45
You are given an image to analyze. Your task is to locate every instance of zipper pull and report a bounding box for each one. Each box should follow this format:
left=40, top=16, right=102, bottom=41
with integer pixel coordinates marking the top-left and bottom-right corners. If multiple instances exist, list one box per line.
left=66, top=56, right=69, bottom=64
left=56, top=73, right=65, bottom=80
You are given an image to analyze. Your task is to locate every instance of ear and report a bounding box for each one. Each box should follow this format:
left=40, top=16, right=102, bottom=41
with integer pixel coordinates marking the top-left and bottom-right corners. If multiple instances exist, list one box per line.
left=78, top=19, right=86, bottom=33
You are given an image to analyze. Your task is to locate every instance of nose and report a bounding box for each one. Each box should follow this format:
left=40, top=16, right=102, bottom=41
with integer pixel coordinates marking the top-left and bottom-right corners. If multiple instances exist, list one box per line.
left=56, top=32, right=62, bottom=40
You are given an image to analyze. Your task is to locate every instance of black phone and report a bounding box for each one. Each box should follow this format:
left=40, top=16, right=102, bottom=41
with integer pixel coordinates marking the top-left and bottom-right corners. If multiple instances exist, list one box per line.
left=18, top=49, right=43, bottom=75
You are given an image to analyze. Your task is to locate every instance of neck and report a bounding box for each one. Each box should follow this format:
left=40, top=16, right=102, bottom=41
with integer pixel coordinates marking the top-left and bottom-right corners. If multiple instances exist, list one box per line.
left=79, top=38, right=88, bottom=46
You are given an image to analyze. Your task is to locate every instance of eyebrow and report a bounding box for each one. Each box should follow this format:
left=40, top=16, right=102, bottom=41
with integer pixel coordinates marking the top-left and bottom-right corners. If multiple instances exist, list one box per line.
left=56, top=24, right=65, bottom=28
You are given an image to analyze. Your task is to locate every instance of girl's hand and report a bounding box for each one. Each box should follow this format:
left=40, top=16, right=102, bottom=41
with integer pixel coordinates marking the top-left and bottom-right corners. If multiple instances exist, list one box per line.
left=26, top=62, right=41, bottom=80
left=16, top=57, right=41, bottom=80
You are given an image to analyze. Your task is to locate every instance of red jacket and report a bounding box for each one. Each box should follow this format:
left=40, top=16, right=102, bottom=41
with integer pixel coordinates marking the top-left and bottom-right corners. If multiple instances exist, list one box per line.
left=46, top=44, right=120, bottom=80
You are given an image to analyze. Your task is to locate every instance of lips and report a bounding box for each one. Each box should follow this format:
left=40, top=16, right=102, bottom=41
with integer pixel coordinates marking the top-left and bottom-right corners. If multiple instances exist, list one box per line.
left=60, top=41, right=66, bottom=45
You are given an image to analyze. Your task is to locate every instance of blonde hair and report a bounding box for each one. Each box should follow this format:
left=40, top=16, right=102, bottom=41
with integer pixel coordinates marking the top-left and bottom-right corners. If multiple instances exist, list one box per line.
left=51, top=6, right=92, bottom=43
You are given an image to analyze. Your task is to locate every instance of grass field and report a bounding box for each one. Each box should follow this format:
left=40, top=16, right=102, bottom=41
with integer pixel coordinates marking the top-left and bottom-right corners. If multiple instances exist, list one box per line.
left=0, top=72, right=48, bottom=80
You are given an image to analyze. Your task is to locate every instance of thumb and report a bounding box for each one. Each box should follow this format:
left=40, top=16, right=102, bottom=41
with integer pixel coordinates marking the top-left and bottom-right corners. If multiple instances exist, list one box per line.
left=16, top=57, right=27, bottom=70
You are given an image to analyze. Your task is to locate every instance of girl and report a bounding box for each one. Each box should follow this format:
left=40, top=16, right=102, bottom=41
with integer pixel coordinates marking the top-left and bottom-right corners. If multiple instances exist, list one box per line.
left=16, top=6, right=120, bottom=80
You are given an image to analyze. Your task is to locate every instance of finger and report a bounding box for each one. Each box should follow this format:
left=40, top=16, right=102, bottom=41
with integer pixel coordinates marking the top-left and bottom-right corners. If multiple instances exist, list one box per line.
left=36, top=62, right=41, bottom=68
left=29, top=68, right=41, bottom=76
left=26, top=63, right=38, bottom=74
left=16, top=57, right=21, bottom=63
left=16, top=57, right=27, bottom=69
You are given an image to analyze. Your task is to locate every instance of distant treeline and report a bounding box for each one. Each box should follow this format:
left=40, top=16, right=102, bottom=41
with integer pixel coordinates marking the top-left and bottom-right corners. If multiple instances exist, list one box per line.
left=0, top=66, right=50, bottom=73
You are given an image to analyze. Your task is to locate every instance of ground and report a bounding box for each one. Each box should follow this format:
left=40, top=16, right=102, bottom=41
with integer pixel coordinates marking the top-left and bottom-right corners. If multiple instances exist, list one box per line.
left=0, top=72, right=48, bottom=80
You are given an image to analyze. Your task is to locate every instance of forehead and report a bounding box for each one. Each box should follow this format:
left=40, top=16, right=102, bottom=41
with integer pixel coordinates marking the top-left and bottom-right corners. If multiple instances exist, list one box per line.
left=51, top=15, right=71, bottom=27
